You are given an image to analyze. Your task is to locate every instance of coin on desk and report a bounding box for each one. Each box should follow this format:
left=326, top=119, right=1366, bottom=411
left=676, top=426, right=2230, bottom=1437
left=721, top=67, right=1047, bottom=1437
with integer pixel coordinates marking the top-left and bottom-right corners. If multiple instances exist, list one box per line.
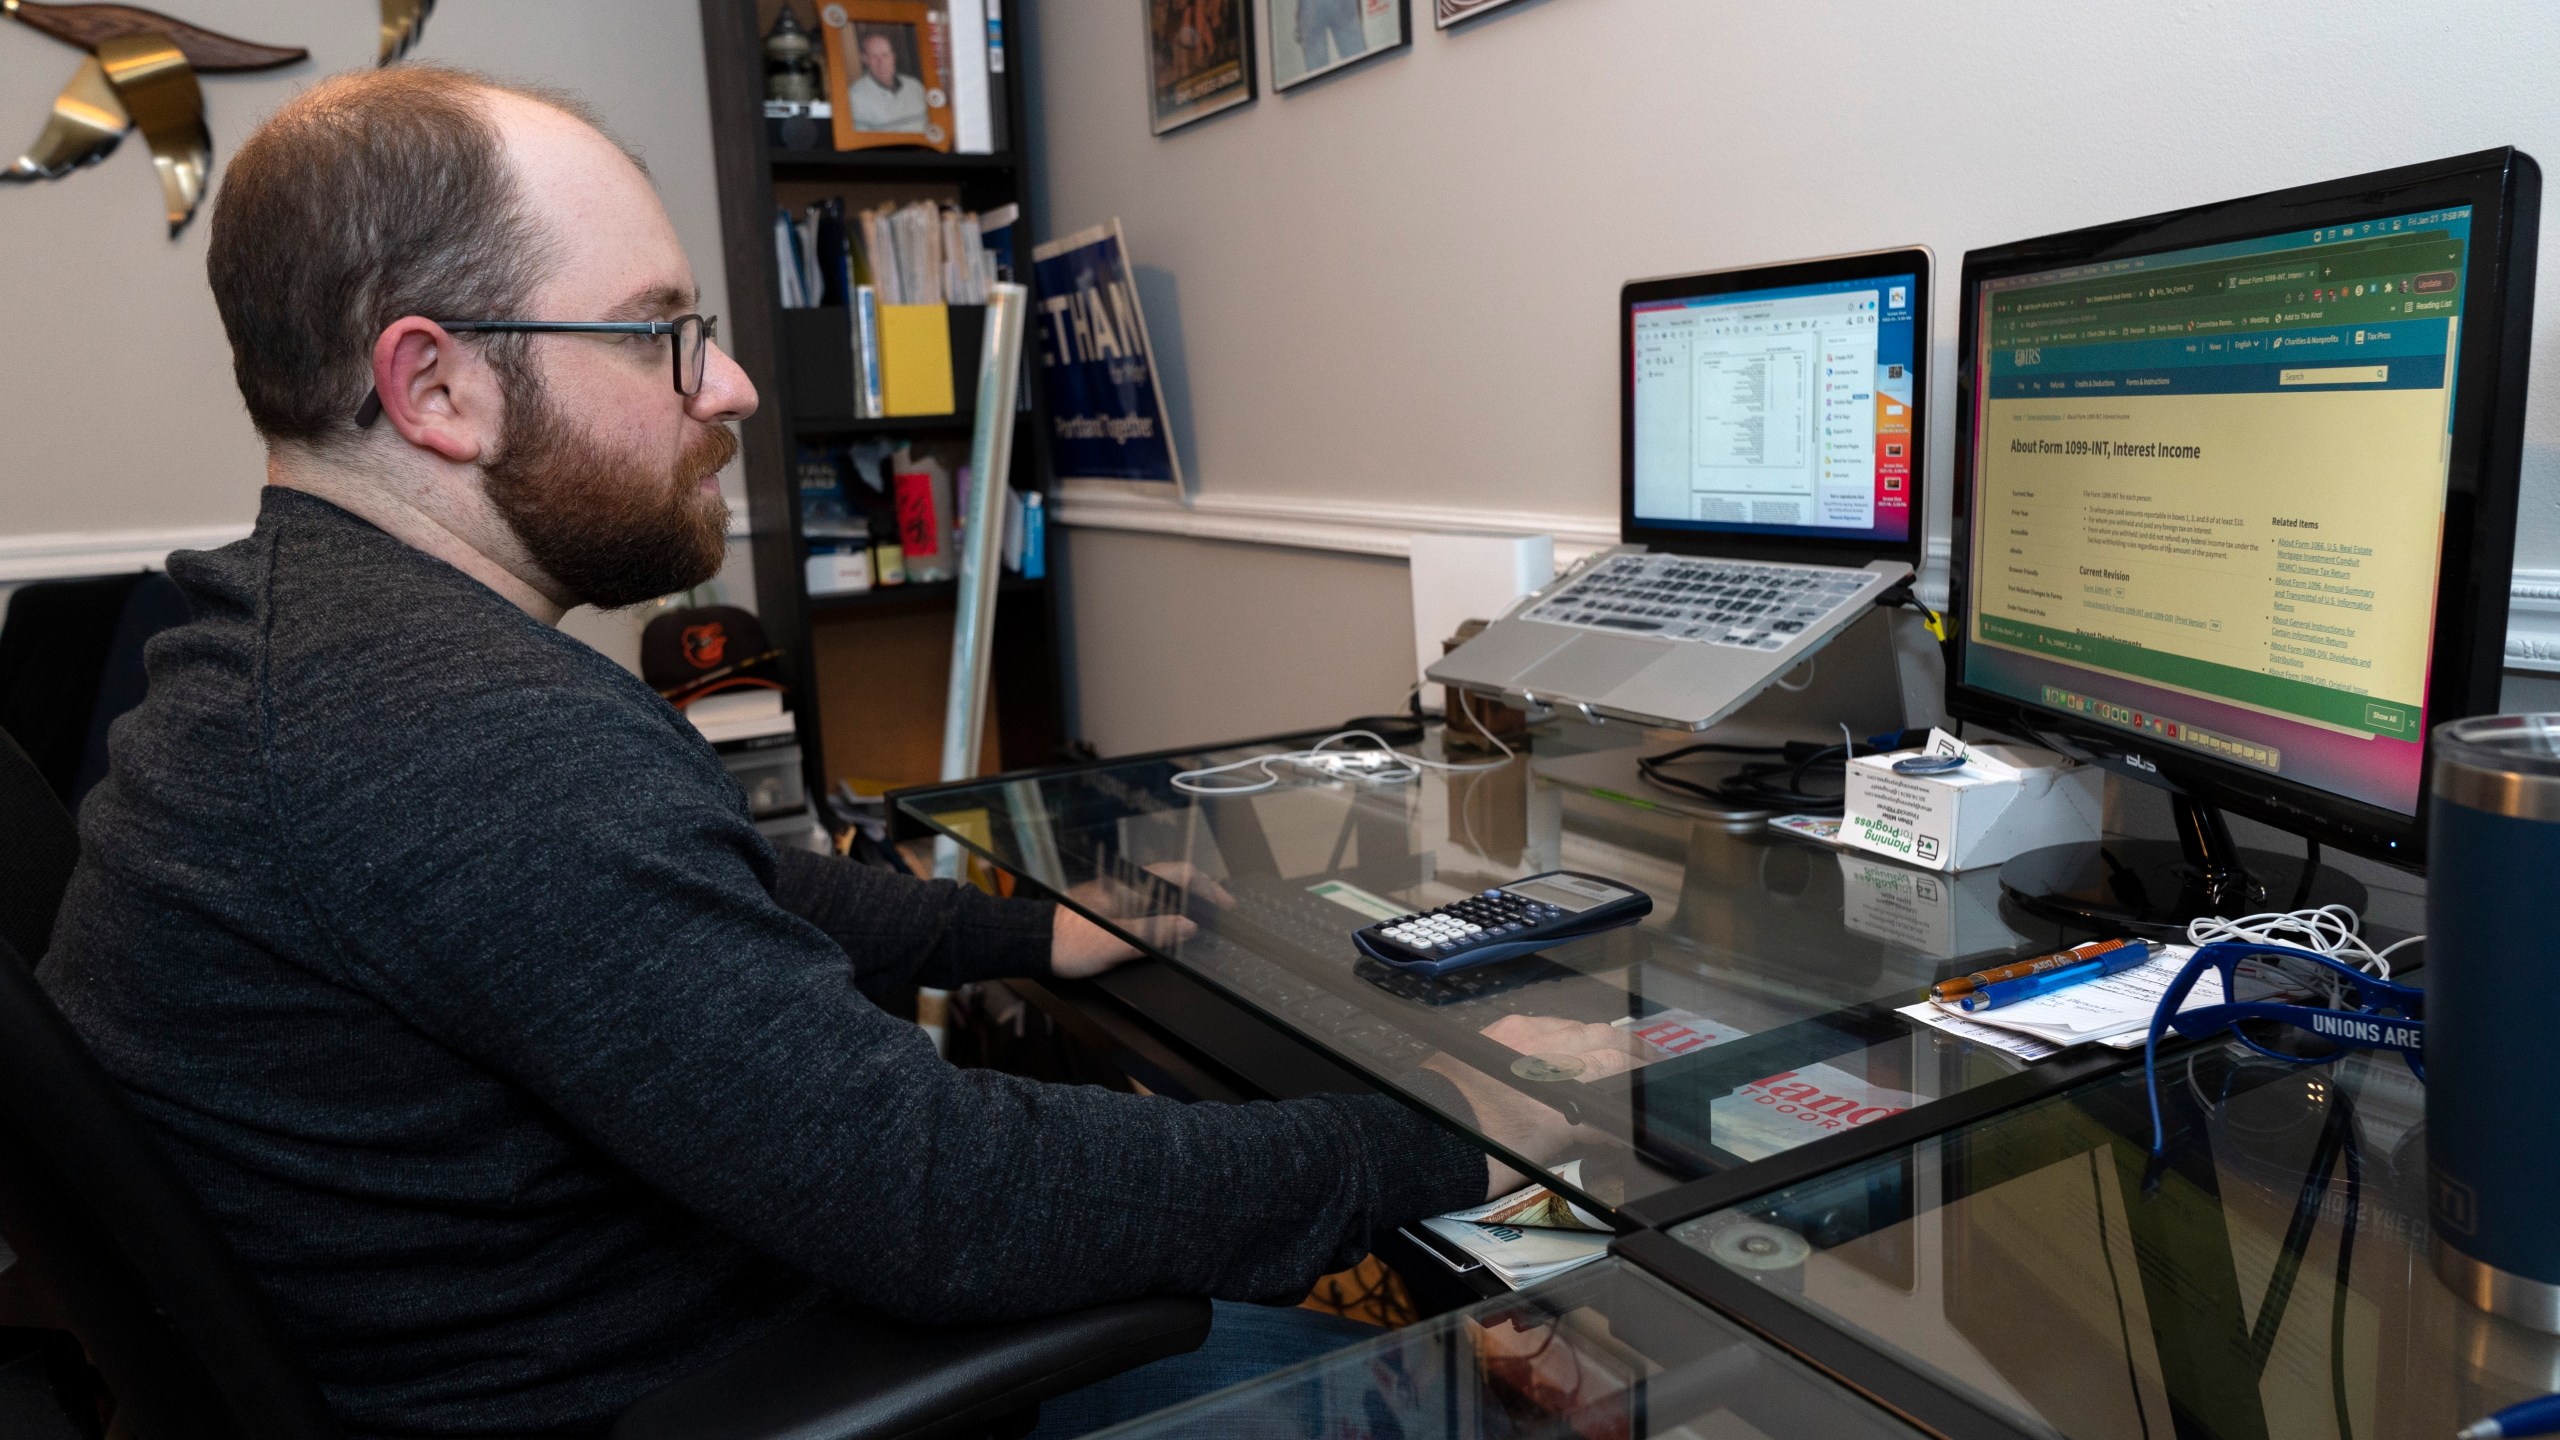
left=1510, top=1053, right=1586, bottom=1083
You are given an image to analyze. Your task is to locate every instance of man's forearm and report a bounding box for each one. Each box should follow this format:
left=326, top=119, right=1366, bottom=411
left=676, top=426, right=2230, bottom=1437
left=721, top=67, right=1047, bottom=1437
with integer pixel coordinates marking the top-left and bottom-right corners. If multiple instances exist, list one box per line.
left=771, top=846, right=1054, bottom=998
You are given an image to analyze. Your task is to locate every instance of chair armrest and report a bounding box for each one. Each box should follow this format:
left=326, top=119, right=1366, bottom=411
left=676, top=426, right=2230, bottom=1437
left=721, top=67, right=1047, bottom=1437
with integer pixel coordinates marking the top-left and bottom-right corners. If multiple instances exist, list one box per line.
left=611, top=1296, right=1212, bottom=1440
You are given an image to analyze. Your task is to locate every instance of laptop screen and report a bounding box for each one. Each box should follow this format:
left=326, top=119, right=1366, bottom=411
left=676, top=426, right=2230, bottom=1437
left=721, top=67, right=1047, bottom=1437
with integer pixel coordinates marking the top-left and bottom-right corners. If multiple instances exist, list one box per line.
left=1628, top=269, right=1921, bottom=548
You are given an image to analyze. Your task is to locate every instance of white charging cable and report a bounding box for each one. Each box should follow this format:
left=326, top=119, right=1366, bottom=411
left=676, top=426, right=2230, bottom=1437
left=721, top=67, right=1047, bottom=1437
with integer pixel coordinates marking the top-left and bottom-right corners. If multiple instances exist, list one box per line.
left=1171, top=723, right=1513, bottom=796
left=2184, top=902, right=2422, bottom=979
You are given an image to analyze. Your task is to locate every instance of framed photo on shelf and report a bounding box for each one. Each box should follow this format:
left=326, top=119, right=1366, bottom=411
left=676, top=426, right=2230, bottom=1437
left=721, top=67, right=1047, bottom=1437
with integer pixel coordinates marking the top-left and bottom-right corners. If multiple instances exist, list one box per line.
left=1144, top=0, right=1254, bottom=135
left=820, top=1, right=956, bottom=152
left=1270, top=0, right=1408, bottom=91
left=1434, top=0, right=1531, bottom=28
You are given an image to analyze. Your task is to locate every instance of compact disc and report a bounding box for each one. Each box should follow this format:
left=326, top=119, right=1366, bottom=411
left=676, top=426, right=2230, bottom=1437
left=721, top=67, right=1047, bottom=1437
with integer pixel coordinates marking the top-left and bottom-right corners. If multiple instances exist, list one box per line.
left=1701, top=1220, right=1811, bottom=1273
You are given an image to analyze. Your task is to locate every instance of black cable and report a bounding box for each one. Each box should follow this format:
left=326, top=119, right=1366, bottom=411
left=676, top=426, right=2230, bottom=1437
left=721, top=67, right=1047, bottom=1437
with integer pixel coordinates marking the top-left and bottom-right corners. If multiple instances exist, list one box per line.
left=1639, top=740, right=1849, bottom=814
left=1638, top=729, right=1934, bottom=816
left=2328, top=1080, right=2363, bottom=1440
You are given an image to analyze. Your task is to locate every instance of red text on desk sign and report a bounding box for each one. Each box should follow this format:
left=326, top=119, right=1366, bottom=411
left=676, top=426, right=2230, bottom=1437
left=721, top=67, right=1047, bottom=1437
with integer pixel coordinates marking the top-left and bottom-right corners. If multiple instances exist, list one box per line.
left=1738, top=1070, right=1910, bottom=1130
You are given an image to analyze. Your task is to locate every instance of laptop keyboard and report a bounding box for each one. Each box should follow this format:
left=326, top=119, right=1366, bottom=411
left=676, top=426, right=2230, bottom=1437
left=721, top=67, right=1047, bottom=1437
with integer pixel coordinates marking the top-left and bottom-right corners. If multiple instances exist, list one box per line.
left=1524, top=554, right=1874, bottom=652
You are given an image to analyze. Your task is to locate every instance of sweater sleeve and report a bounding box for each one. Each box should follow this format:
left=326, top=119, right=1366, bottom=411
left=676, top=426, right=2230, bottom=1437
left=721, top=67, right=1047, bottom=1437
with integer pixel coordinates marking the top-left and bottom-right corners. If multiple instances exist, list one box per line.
left=284, top=691, right=1487, bottom=1323
left=769, top=845, right=1057, bottom=1000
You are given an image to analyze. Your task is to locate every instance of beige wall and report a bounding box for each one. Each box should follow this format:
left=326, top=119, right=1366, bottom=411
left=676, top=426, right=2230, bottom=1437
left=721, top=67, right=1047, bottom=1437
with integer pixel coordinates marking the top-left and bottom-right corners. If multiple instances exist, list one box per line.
left=1063, top=527, right=1418, bottom=753
left=0, top=0, right=744, bottom=667
left=1024, top=0, right=2560, bottom=752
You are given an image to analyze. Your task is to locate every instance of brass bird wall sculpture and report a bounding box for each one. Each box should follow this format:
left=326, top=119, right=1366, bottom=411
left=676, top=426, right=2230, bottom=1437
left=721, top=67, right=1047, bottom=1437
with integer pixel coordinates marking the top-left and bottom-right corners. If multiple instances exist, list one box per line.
left=0, top=0, right=307, bottom=236
left=378, top=0, right=432, bottom=64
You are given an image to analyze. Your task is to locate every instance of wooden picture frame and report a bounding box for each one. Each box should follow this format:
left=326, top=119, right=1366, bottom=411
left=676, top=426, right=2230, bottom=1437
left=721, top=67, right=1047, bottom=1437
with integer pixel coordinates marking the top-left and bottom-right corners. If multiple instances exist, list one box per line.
left=1270, top=0, right=1409, bottom=91
left=821, top=1, right=956, bottom=152
left=1144, top=0, right=1254, bottom=135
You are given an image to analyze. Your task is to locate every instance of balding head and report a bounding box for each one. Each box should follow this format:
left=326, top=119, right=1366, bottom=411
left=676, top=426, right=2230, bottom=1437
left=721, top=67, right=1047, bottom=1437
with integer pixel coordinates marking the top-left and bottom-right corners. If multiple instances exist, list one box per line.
left=206, top=65, right=645, bottom=451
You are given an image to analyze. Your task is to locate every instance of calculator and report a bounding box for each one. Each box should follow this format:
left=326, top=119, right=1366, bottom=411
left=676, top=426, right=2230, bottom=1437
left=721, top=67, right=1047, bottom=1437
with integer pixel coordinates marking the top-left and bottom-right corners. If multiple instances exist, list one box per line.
left=1350, top=871, right=1652, bottom=976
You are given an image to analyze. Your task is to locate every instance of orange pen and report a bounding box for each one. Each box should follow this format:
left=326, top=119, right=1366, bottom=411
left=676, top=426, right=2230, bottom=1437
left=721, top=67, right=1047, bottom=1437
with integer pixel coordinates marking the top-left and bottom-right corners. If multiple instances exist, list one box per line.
left=1929, top=937, right=2142, bottom=1003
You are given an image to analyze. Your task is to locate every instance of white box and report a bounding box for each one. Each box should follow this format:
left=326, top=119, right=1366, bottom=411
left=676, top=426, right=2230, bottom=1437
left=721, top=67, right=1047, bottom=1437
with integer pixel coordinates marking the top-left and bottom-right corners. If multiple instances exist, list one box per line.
left=1841, top=729, right=2101, bottom=872
left=1409, top=531, right=1553, bottom=712
left=805, top=548, right=873, bottom=596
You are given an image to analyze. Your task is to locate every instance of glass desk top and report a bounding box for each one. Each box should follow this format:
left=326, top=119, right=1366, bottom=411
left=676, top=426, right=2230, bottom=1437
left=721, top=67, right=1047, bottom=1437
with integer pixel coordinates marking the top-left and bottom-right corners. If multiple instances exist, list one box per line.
left=1664, top=1041, right=2545, bottom=1440
left=1090, top=1258, right=1924, bottom=1439
left=898, top=723, right=2133, bottom=1220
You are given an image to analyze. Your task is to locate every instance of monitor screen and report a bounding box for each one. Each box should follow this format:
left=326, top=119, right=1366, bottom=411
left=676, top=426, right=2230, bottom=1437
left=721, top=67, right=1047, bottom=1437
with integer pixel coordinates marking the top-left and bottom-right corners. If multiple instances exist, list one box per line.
left=1630, top=272, right=1920, bottom=547
left=1960, top=206, right=2474, bottom=817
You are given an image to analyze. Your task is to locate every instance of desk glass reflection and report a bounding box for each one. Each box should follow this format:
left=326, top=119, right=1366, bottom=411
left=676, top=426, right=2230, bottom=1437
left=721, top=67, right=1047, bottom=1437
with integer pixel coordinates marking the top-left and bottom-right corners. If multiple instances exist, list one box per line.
left=900, top=725, right=2102, bottom=1216
left=1088, top=1259, right=1922, bottom=1440
left=1668, top=1043, right=2554, bottom=1439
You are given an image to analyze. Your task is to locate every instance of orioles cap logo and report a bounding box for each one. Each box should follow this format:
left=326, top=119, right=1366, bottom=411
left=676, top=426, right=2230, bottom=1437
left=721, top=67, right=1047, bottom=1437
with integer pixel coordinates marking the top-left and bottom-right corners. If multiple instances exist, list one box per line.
left=681, top=622, right=728, bottom=669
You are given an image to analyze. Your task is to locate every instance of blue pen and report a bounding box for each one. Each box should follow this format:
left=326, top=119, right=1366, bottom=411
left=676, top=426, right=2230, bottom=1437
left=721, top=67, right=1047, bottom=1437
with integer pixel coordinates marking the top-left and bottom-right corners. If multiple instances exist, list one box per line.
left=1956, top=940, right=2152, bottom=1012
left=2462, top=1394, right=2560, bottom=1439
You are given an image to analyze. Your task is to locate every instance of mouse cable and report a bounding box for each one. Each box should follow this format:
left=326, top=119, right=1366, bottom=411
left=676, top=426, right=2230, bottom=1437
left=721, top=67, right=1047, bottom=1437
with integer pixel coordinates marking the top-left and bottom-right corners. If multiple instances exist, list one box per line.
left=1171, top=726, right=1512, bottom=797
left=1638, top=728, right=1935, bottom=816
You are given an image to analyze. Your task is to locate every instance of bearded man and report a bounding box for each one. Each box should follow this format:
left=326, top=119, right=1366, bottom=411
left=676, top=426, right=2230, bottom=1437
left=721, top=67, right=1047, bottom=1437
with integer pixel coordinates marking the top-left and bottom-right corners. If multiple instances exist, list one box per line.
left=36, top=66, right=1562, bottom=1439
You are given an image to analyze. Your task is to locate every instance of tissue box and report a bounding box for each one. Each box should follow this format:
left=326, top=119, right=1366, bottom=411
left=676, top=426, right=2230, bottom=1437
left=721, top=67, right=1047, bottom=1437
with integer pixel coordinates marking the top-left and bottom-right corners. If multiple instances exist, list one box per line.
left=1842, top=730, right=2100, bottom=872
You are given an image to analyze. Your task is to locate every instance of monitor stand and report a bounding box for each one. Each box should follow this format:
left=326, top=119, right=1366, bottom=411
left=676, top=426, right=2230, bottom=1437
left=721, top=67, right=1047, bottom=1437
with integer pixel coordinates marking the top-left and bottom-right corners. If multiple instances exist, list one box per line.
left=1996, top=795, right=2366, bottom=939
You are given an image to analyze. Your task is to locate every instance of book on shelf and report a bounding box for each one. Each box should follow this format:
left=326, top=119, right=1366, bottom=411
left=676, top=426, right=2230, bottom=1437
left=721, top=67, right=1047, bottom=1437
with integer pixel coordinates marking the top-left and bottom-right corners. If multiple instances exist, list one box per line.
left=852, top=285, right=885, bottom=418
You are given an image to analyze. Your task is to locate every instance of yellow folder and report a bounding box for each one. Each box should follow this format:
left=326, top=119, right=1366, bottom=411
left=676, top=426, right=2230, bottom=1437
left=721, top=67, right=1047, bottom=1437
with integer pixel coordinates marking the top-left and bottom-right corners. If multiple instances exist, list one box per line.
left=878, top=303, right=955, bottom=416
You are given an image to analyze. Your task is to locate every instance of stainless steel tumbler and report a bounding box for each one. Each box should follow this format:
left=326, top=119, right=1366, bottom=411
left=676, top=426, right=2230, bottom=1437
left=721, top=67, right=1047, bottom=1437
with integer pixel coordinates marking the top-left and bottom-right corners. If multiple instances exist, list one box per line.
left=2430, top=714, right=2560, bottom=1331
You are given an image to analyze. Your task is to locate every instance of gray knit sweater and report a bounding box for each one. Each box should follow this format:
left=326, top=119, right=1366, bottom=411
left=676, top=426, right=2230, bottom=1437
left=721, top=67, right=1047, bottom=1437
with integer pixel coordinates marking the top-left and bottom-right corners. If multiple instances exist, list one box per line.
left=40, top=487, right=1484, bottom=1438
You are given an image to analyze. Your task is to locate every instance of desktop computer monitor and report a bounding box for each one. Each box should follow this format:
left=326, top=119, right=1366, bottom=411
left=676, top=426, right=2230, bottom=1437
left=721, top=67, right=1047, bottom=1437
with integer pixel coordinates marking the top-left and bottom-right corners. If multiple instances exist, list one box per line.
left=1946, top=150, right=2540, bottom=931
left=1623, top=248, right=1930, bottom=568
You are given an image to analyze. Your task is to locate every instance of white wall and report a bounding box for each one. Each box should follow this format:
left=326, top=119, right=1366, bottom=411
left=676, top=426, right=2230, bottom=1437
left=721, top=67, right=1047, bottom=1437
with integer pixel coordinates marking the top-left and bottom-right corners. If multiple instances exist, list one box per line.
left=1028, top=0, right=2560, bottom=753
left=0, top=0, right=745, bottom=668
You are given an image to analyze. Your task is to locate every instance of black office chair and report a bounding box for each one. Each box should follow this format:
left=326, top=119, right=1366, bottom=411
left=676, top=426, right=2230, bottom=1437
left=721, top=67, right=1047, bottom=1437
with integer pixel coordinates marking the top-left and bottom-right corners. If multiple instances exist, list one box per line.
left=0, top=731, right=1208, bottom=1439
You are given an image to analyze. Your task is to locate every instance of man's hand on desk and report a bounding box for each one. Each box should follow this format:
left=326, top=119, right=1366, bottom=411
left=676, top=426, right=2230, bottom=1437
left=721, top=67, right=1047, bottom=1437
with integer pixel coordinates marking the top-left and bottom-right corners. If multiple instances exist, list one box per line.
left=1049, top=862, right=1232, bottom=980
left=1419, top=1053, right=1593, bottom=1203
left=1479, top=1015, right=1661, bottom=1084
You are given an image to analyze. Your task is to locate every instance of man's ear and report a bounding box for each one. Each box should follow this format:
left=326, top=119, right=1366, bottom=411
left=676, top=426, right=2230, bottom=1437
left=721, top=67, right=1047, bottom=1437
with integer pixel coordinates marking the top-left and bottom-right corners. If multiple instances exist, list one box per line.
left=371, top=319, right=498, bottom=464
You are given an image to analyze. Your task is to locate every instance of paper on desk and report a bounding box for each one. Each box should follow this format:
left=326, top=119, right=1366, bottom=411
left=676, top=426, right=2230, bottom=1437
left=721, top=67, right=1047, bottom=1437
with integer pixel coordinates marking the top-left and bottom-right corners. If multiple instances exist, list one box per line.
left=1897, top=943, right=2227, bottom=1056
left=1422, top=1161, right=1612, bottom=1288
left=1903, top=1005, right=2065, bottom=1061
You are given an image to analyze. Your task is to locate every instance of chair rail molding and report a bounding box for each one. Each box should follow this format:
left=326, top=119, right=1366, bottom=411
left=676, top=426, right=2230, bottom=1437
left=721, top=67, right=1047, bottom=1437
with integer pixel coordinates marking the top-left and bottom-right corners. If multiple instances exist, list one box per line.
left=0, top=524, right=256, bottom=584
left=16, top=510, right=2557, bottom=676
left=2508, top=568, right=2560, bottom=673
left=1055, top=487, right=2560, bottom=675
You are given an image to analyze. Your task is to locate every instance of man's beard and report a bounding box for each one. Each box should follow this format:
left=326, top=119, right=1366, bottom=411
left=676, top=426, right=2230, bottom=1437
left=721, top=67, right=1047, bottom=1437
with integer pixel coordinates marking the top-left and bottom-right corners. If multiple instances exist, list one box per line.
left=480, top=373, right=737, bottom=611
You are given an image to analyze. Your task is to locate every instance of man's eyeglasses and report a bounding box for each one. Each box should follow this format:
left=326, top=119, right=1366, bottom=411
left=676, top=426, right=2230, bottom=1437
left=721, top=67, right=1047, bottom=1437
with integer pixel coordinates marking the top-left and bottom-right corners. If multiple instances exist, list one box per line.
left=353, top=315, right=719, bottom=428
left=2144, top=940, right=2425, bottom=1155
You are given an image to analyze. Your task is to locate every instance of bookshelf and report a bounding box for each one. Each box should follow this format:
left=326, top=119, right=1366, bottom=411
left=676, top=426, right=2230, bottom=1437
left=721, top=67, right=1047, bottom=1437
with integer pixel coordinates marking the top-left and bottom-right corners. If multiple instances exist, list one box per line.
left=696, top=0, right=1068, bottom=799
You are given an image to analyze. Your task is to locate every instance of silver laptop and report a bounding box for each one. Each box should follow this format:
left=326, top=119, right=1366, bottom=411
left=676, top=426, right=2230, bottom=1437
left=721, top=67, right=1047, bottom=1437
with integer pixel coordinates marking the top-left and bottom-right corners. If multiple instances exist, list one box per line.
left=1432, top=247, right=1931, bottom=731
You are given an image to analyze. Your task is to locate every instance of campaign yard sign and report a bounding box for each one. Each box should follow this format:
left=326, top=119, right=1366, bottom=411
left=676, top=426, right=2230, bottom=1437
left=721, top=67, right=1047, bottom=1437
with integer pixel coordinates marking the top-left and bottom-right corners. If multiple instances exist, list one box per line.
left=1030, top=221, right=1184, bottom=491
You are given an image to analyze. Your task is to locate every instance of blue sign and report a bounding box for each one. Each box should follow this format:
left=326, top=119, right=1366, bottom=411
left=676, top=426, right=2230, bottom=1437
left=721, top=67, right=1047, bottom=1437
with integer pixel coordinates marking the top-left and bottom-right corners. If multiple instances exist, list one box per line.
left=1030, top=221, right=1183, bottom=488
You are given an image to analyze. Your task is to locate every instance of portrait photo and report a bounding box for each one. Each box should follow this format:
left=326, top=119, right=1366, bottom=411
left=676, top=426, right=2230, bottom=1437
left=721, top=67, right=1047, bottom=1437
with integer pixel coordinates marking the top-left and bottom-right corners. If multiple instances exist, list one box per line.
left=847, top=22, right=927, bottom=133
left=1270, top=0, right=1407, bottom=91
left=822, top=1, right=955, bottom=151
left=1145, top=0, right=1254, bottom=135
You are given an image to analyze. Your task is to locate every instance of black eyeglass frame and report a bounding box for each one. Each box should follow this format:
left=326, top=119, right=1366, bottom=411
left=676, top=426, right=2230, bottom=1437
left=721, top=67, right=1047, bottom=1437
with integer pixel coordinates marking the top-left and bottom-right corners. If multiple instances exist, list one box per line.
left=353, top=315, right=719, bottom=427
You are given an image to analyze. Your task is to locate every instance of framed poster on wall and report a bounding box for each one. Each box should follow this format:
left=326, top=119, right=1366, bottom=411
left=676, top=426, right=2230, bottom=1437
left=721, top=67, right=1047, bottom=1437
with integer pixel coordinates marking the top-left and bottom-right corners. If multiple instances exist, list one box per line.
left=1144, top=0, right=1254, bottom=133
left=1270, top=0, right=1409, bottom=90
left=1434, top=0, right=1532, bottom=27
